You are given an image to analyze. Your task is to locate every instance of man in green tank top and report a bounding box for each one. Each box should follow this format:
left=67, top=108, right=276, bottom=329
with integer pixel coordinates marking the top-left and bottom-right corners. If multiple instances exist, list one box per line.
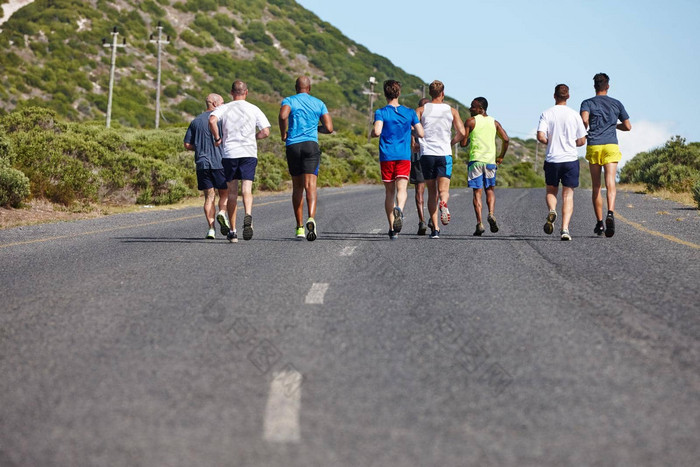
left=461, top=97, right=509, bottom=236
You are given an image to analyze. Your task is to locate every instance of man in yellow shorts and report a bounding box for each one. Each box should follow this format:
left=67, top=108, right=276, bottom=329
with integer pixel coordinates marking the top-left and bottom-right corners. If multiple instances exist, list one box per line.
left=580, top=73, right=631, bottom=237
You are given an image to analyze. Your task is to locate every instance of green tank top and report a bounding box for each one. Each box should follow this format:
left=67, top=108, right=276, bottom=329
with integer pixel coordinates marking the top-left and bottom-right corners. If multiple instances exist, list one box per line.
left=469, top=115, right=497, bottom=164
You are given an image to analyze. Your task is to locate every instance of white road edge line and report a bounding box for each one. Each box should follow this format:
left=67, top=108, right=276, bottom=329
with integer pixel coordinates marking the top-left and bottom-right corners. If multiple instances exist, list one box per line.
left=263, top=370, right=302, bottom=443
left=339, top=246, right=357, bottom=256
left=305, top=282, right=329, bottom=304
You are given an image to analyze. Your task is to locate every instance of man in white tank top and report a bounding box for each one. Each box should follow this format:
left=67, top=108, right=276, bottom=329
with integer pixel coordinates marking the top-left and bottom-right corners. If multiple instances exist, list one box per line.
left=415, top=80, right=465, bottom=239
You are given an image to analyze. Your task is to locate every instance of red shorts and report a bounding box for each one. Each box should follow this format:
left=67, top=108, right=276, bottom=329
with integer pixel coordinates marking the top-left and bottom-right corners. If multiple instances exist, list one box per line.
left=380, top=160, right=411, bottom=182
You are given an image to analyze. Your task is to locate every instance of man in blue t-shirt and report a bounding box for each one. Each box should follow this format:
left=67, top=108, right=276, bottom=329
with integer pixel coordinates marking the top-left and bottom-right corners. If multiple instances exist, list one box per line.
left=278, top=76, right=334, bottom=241
left=580, top=72, right=631, bottom=237
left=372, top=80, right=424, bottom=239
left=184, top=93, right=228, bottom=239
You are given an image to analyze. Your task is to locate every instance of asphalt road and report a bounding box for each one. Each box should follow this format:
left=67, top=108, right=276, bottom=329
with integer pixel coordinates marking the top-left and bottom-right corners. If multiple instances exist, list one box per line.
left=1, top=185, right=699, bottom=467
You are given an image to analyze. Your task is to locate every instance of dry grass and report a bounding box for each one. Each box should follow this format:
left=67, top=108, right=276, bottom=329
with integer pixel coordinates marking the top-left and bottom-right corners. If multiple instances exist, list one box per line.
left=618, top=183, right=697, bottom=209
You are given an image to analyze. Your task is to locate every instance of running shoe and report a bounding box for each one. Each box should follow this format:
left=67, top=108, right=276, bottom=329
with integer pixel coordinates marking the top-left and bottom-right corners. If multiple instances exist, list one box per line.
left=392, top=206, right=403, bottom=233
left=544, top=210, right=557, bottom=235
left=216, top=211, right=231, bottom=236
left=243, top=214, right=253, bottom=241
left=227, top=231, right=238, bottom=243
left=560, top=229, right=571, bottom=241
left=417, top=222, right=427, bottom=236
left=487, top=213, right=499, bottom=233
left=594, top=220, right=605, bottom=236
left=430, top=229, right=440, bottom=239
left=473, top=223, right=485, bottom=236
left=295, top=226, right=305, bottom=239
left=306, top=217, right=317, bottom=241
left=388, top=229, right=397, bottom=240
left=439, top=200, right=451, bottom=225
left=206, top=228, right=215, bottom=239
left=605, top=212, right=615, bottom=238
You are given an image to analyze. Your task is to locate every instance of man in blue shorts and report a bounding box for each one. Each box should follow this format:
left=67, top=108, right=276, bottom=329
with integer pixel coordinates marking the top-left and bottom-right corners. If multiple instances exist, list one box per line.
left=580, top=73, right=631, bottom=237
left=415, top=81, right=465, bottom=239
left=209, top=80, right=271, bottom=242
left=184, top=93, right=227, bottom=239
left=411, top=97, right=430, bottom=235
left=278, top=76, right=334, bottom=241
left=372, top=80, right=424, bottom=239
left=537, top=84, right=587, bottom=241
left=461, top=97, right=509, bottom=236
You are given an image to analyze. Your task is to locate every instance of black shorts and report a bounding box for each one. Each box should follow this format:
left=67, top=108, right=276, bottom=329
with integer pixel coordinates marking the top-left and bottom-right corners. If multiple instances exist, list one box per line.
left=196, top=168, right=227, bottom=190
left=409, top=152, right=425, bottom=184
left=286, top=141, right=321, bottom=176
left=544, top=160, right=579, bottom=188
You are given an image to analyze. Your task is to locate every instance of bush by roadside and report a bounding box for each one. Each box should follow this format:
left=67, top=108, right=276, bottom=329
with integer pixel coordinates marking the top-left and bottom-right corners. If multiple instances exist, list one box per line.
left=619, top=136, right=700, bottom=208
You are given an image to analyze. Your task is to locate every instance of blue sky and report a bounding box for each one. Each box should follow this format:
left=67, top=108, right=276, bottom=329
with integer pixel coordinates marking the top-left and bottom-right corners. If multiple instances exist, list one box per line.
left=297, top=0, right=700, bottom=165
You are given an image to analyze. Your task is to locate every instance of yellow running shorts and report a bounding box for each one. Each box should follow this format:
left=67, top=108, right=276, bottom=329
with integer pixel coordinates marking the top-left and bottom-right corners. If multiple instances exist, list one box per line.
left=586, top=144, right=622, bottom=165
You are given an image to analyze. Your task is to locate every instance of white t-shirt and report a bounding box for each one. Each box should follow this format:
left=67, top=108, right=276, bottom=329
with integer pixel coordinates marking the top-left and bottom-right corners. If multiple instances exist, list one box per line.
left=420, top=103, right=454, bottom=156
left=211, top=100, right=271, bottom=159
left=537, top=105, right=587, bottom=163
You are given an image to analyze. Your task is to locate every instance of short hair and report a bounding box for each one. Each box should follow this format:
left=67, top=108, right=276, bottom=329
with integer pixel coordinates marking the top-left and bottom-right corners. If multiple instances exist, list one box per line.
left=554, top=84, right=570, bottom=100
left=428, top=80, right=444, bottom=98
left=593, top=73, right=609, bottom=92
left=231, top=80, right=247, bottom=96
left=417, top=97, right=430, bottom=108
left=205, top=93, right=223, bottom=107
left=473, top=97, right=488, bottom=111
left=383, top=80, right=401, bottom=100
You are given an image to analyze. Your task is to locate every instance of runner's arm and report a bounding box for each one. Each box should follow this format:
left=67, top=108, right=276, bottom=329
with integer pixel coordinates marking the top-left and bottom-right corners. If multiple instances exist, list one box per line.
left=495, top=120, right=509, bottom=164
left=580, top=110, right=590, bottom=130
left=371, top=120, right=383, bottom=138
left=536, top=131, right=548, bottom=145
left=208, top=114, right=223, bottom=147
left=256, top=127, right=271, bottom=140
left=319, top=113, right=334, bottom=134
left=617, top=119, right=632, bottom=131
left=460, top=118, right=475, bottom=147
left=413, top=122, right=424, bottom=139
left=184, top=142, right=194, bottom=151
left=451, top=108, right=466, bottom=146
left=278, top=105, right=291, bottom=142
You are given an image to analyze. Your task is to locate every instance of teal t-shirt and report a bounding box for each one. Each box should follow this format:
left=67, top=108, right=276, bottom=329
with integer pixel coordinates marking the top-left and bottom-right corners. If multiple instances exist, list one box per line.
left=281, top=93, right=329, bottom=146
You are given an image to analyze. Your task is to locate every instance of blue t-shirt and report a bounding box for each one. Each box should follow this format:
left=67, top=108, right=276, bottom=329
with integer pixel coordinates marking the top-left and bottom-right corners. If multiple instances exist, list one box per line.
left=374, top=105, right=419, bottom=161
left=580, top=95, right=629, bottom=146
left=184, top=110, right=224, bottom=170
left=281, top=93, right=329, bottom=146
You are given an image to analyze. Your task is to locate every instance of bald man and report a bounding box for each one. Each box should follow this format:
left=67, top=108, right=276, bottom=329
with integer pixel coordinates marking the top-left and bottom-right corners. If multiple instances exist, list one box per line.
left=278, top=76, right=334, bottom=241
left=184, top=93, right=227, bottom=239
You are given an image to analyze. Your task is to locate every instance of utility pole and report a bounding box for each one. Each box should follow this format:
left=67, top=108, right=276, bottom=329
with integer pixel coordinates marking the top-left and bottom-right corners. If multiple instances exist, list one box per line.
left=102, top=27, right=126, bottom=128
left=364, top=76, right=377, bottom=143
left=535, top=140, right=539, bottom=172
left=150, top=21, right=170, bottom=129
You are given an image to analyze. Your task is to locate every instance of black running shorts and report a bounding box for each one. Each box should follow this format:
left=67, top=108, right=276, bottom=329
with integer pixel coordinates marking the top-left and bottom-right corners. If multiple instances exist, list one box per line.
left=286, top=141, right=321, bottom=176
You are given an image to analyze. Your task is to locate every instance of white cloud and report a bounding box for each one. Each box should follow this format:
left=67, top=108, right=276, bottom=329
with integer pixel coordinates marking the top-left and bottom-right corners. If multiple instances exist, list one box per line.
left=617, top=120, right=675, bottom=167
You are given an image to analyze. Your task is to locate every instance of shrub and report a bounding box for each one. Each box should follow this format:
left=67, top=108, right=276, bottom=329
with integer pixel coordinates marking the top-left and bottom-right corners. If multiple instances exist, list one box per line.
left=693, top=180, right=700, bottom=209
left=0, top=160, right=31, bottom=208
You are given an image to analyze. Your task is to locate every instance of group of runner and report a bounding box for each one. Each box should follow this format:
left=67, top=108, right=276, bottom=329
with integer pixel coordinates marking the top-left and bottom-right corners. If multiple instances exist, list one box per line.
left=184, top=73, right=630, bottom=242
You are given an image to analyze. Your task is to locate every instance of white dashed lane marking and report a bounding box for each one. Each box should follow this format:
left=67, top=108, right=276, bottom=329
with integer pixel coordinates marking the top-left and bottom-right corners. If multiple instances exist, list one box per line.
left=305, top=283, right=329, bottom=304
left=370, top=228, right=382, bottom=234
left=339, top=246, right=357, bottom=256
left=263, top=369, right=302, bottom=443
